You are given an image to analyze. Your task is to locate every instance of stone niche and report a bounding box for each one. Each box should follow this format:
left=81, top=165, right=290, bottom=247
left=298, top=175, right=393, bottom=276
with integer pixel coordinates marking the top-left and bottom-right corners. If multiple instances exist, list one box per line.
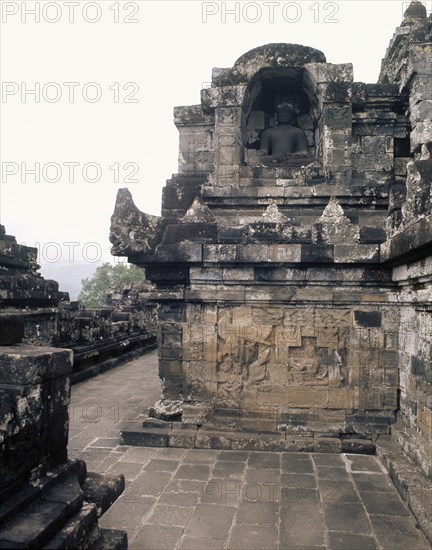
left=110, top=28, right=425, bottom=452
left=241, top=65, right=317, bottom=164
left=198, top=43, right=356, bottom=186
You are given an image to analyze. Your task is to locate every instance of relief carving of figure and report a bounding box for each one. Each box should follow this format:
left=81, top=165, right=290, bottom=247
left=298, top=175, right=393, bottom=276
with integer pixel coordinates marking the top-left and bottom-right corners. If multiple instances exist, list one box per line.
left=246, top=348, right=271, bottom=385
left=217, top=354, right=242, bottom=404
left=288, top=337, right=329, bottom=385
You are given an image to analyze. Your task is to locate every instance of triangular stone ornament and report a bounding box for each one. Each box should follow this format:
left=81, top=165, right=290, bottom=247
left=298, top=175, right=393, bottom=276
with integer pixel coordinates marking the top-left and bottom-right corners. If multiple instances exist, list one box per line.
left=316, top=196, right=360, bottom=243
left=181, top=197, right=216, bottom=223
left=261, top=203, right=289, bottom=223
left=318, top=197, right=351, bottom=225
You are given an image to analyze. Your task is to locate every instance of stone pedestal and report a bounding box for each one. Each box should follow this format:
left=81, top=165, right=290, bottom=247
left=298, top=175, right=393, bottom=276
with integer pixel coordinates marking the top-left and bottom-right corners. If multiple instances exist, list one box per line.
left=109, top=3, right=431, bottom=463
left=109, top=42, right=406, bottom=451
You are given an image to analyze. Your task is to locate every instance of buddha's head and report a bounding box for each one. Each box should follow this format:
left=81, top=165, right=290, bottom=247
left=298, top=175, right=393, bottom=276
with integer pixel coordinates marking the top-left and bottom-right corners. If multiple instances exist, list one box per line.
left=275, top=102, right=294, bottom=125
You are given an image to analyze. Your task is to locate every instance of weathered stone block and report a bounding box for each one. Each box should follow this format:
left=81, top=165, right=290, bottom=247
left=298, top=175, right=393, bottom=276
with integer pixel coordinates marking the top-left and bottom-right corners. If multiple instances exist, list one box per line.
left=169, top=425, right=197, bottom=448
left=341, top=438, right=375, bottom=454
left=0, top=346, right=72, bottom=384
left=411, top=121, right=432, bottom=151
left=0, top=318, right=24, bottom=345
left=304, top=63, right=353, bottom=85
left=361, top=136, right=389, bottom=154
left=223, top=268, right=254, bottom=281
left=162, top=223, right=217, bottom=244
left=174, top=104, right=214, bottom=127
left=352, top=153, right=393, bottom=172
left=359, top=227, right=386, bottom=244
left=334, top=245, right=379, bottom=263
left=300, top=245, right=334, bottom=263
left=410, top=100, right=432, bottom=126
left=409, top=75, right=432, bottom=108
left=319, top=82, right=352, bottom=104
left=190, top=267, right=223, bottom=281
left=285, top=436, right=314, bottom=452
left=379, top=350, right=400, bottom=369
left=121, top=424, right=169, bottom=447
left=203, top=244, right=237, bottom=262
left=314, top=437, right=342, bottom=453
left=154, top=243, right=203, bottom=262
left=269, top=245, right=302, bottom=263
left=322, top=106, right=352, bottom=130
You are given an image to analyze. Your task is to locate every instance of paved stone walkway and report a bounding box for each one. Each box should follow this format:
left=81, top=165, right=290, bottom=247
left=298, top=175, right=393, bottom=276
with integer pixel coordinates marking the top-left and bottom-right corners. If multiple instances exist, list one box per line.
left=69, top=351, right=431, bottom=550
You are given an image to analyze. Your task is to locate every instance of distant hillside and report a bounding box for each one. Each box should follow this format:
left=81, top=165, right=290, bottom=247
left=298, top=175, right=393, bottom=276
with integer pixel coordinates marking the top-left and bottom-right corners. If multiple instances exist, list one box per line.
left=39, top=262, right=101, bottom=301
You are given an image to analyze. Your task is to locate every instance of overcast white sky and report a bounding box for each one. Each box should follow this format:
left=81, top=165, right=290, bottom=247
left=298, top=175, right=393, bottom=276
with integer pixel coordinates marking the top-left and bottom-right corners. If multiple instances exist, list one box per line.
left=0, top=0, right=428, bottom=281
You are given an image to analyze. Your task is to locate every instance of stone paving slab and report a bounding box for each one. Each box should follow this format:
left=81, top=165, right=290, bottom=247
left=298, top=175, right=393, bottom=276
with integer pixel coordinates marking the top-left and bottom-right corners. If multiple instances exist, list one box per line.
left=69, top=352, right=431, bottom=549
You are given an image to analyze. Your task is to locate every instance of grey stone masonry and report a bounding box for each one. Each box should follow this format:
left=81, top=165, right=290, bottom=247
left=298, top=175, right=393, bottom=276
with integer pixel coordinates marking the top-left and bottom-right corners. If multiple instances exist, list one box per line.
left=110, top=40, right=403, bottom=441
left=0, top=227, right=128, bottom=549
left=109, top=0, right=431, bottom=533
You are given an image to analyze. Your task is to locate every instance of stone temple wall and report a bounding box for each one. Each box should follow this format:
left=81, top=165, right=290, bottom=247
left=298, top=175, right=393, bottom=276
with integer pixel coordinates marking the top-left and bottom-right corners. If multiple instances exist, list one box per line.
left=378, top=1, right=432, bottom=479
left=110, top=2, right=431, bottom=473
left=392, top=260, right=432, bottom=478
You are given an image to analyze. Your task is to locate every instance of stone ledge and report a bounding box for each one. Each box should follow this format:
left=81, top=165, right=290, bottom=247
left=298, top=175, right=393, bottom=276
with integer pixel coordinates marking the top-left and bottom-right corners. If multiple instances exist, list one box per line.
left=381, top=214, right=432, bottom=264
left=0, top=345, right=73, bottom=383
left=121, top=420, right=377, bottom=454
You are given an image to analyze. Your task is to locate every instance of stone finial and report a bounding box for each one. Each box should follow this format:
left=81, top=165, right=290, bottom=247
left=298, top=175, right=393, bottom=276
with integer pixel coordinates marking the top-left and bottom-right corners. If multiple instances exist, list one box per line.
left=402, top=1, right=427, bottom=23
left=181, top=197, right=216, bottom=223
left=261, top=203, right=288, bottom=223
left=318, top=197, right=350, bottom=224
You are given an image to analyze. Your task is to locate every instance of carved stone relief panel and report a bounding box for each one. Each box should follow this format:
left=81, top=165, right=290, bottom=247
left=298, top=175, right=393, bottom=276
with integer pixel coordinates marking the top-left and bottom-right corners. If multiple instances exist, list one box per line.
left=182, top=305, right=353, bottom=410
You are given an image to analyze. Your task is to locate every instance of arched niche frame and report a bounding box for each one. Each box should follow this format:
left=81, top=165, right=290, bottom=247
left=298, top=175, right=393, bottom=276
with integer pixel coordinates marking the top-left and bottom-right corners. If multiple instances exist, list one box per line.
left=241, top=67, right=319, bottom=165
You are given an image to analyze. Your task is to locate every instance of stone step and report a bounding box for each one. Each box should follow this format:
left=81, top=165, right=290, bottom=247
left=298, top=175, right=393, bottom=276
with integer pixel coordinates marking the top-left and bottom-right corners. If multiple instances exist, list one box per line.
left=120, top=422, right=376, bottom=454
left=121, top=422, right=170, bottom=447
left=0, top=472, right=85, bottom=550
left=341, top=438, right=376, bottom=454
left=0, top=485, right=39, bottom=530
left=42, top=502, right=97, bottom=550
left=0, top=461, right=86, bottom=530
left=42, top=507, right=128, bottom=550
left=0, top=500, right=72, bottom=548
left=0, top=461, right=127, bottom=549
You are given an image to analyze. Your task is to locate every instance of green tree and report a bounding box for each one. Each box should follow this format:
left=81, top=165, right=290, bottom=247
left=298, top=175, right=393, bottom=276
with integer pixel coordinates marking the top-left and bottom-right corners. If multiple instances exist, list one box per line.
left=78, top=262, right=145, bottom=307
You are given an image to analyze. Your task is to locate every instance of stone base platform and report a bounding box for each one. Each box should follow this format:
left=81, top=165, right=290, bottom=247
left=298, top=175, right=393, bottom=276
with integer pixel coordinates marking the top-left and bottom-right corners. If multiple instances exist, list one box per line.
left=376, top=435, right=432, bottom=544
left=0, top=459, right=127, bottom=549
left=121, top=417, right=376, bottom=455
